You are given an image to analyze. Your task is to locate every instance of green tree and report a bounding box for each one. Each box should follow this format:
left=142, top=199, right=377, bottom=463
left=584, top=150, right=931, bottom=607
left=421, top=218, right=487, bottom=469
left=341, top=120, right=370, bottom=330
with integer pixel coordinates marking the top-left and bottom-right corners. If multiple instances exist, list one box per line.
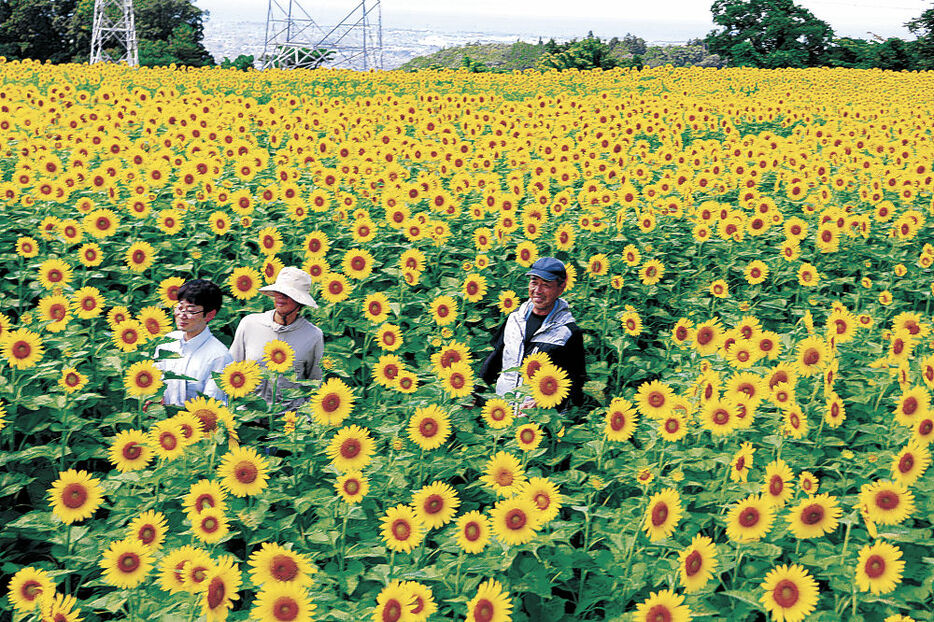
left=220, top=54, right=254, bottom=71
left=461, top=54, right=489, bottom=72
left=907, top=5, right=934, bottom=69
left=538, top=35, right=620, bottom=71
left=0, top=0, right=77, bottom=62
left=705, top=0, right=834, bottom=67
left=135, top=0, right=213, bottom=66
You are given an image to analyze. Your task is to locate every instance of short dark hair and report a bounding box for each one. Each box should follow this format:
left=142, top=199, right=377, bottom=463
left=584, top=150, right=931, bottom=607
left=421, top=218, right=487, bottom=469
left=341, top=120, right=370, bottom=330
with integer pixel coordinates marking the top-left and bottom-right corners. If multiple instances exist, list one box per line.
left=177, top=279, right=223, bottom=314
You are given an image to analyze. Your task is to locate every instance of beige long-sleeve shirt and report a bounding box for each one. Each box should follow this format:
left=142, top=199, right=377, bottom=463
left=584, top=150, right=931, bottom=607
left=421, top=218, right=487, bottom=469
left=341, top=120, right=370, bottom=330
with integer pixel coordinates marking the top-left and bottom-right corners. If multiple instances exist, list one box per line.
left=229, top=310, right=323, bottom=405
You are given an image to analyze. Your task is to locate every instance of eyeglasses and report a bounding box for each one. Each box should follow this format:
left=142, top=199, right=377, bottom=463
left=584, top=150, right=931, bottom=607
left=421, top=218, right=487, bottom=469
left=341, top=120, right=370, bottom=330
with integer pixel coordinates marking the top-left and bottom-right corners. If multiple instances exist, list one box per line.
left=173, top=304, right=204, bottom=318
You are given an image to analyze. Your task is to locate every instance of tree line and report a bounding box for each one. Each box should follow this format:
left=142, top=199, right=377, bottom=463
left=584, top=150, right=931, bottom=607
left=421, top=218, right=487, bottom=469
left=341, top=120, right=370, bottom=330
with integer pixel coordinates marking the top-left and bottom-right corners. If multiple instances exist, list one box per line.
left=706, top=0, right=934, bottom=70
left=0, top=0, right=218, bottom=67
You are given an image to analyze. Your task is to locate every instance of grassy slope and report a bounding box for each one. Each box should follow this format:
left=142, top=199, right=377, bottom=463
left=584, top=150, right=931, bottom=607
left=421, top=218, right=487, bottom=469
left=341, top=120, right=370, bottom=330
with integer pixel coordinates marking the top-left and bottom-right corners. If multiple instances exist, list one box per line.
left=398, top=41, right=547, bottom=71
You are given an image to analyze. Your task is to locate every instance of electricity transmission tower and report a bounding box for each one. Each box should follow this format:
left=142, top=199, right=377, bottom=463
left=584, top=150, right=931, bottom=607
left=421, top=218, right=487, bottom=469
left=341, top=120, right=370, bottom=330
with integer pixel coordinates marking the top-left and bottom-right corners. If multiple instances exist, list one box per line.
left=90, top=0, right=139, bottom=66
left=262, top=0, right=383, bottom=70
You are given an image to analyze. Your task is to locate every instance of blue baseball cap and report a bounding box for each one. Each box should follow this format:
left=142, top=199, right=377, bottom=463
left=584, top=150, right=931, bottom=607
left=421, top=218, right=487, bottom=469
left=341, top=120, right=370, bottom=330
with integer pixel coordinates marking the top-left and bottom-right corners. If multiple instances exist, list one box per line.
left=525, top=257, right=567, bottom=282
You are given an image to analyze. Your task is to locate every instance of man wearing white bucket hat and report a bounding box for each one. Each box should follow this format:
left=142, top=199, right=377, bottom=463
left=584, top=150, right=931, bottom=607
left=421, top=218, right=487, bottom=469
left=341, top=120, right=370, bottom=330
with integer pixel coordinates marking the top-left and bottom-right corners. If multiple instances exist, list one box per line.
left=229, top=266, right=323, bottom=405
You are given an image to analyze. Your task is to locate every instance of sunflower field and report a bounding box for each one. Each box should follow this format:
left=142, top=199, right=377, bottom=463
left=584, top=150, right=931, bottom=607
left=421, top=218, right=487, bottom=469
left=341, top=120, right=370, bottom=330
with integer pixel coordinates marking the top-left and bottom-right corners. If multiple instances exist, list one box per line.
left=1, top=58, right=934, bottom=622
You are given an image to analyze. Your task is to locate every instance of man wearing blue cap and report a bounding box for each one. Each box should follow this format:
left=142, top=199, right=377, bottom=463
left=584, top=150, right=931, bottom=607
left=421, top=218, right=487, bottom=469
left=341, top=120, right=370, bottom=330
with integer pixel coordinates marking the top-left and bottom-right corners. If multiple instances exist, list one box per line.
left=480, top=256, right=586, bottom=412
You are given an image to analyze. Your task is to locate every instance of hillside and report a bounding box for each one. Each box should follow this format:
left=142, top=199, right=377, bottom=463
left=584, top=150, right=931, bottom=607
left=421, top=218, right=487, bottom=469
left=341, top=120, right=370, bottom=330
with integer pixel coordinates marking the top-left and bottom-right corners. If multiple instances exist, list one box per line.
left=398, top=39, right=723, bottom=71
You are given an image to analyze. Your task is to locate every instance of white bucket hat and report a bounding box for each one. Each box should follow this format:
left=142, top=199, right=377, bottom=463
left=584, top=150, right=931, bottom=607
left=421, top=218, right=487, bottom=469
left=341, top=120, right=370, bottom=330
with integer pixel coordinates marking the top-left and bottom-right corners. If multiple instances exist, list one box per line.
left=258, top=266, right=318, bottom=308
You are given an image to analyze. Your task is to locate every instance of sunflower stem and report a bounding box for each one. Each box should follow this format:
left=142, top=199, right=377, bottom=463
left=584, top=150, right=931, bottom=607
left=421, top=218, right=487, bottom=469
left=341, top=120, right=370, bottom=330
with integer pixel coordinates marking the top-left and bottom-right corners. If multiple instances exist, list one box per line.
left=270, top=371, right=279, bottom=415
left=731, top=545, right=744, bottom=586
left=338, top=511, right=348, bottom=575
left=59, top=404, right=70, bottom=470
left=387, top=550, right=395, bottom=585
left=63, top=524, right=73, bottom=593
left=840, top=520, right=851, bottom=565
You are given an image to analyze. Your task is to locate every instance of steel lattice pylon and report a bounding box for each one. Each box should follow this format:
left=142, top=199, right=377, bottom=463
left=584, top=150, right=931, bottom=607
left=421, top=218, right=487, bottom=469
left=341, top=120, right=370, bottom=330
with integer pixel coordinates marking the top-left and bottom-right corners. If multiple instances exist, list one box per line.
left=262, top=0, right=382, bottom=71
left=90, top=0, right=139, bottom=66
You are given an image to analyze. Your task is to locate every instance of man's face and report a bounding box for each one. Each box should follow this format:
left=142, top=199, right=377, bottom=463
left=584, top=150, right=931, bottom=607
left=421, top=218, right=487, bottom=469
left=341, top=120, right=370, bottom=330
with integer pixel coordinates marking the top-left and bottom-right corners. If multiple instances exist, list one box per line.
left=174, top=299, right=215, bottom=335
left=271, top=292, right=300, bottom=317
left=528, top=276, right=564, bottom=315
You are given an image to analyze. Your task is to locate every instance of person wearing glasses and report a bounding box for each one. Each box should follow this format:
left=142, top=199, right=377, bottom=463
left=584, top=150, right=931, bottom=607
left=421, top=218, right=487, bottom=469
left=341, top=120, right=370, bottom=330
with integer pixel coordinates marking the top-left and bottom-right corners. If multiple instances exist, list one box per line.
left=154, top=279, right=233, bottom=406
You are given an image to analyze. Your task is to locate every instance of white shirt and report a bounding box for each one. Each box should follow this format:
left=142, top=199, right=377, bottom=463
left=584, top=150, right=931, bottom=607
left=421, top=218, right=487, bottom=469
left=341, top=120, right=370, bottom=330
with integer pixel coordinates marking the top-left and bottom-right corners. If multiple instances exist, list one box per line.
left=154, top=327, right=233, bottom=406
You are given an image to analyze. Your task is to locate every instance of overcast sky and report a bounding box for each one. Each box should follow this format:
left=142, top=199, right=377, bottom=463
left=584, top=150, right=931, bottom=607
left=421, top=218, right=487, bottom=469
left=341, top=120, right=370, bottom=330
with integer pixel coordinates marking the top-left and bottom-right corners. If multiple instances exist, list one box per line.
left=195, top=0, right=933, bottom=40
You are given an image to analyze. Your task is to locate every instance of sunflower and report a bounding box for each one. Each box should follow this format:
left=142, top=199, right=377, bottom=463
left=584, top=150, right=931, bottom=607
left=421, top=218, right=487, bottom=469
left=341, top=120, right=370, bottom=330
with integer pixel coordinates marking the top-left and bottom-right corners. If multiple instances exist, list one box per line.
left=201, top=555, right=241, bottom=622
left=462, top=273, right=488, bottom=302
left=180, top=480, right=227, bottom=519
left=37, top=257, right=73, bottom=290
left=730, top=442, right=755, bottom=483
left=261, top=339, right=295, bottom=374
left=219, top=360, right=262, bottom=398
left=411, top=481, right=460, bottom=529
left=372, top=354, right=404, bottom=388
left=252, top=582, right=316, bottom=622
left=124, top=360, right=163, bottom=398
left=744, top=259, right=769, bottom=284
left=520, top=352, right=553, bottom=383
left=855, top=540, right=905, bottom=594
left=248, top=542, right=316, bottom=587
left=823, top=392, right=846, bottom=428
left=602, top=397, right=638, bottom=441
left=860, top=480, right=915, bottom=525
left=127, top=510, right=168, bottom=550
left=692, top=318, right=724, bottom=355
left=228, top=267, right=261, bottom=300
left=190, top=507, right=230, bottom=544
left=620, top=309, right=643, bottom=336
left=7, top=566, right=55, bottom=612
left=632, top=588, right=691, bottom=622
left=454, top=510, right=492, bottom=554
left=335, top=470, right=369, bottom=504
left=407, top=405, right=451, bottom=451
left=700, top=397, right=739, bottom=436
left=157, top=545, right=211, bottom=594
left=658, top=411, right=689, bottom=442
left=341, top=248, right=374, bottom=280
left=111, top=319, right=147, bottom=353
left=782, top=406, right=809, bottom=439
left=395, top=370, right=419, bottom=394
left=381, top=504, right=425, bottom=553
left=174, top=411, right=205, bottom=446
left=326, top=425, right=375, bottom=472
left=786, top=493, right=841, bottom=539
left=209, top=210, right=232, bottom=235
left=893, top=386, right=930, bottom=427
left=528, top=363, right=570, bottom=409
left=480, top=451, right=527, bottom=497
left=15, top=235, right=39, bottom=258
left=100, top=538, right=153, bottom=589
left=320, top=273, right=352, bottom=303
left=310, top=377, right=355, bottom=426
left=643, top=488, right=683, bottom=542
left=520, top=476, right=562, bottom=523
left=676, top=534, right=718, bottom=593
left=794, top=336, right=829, bottom=377
left=58, top=366, right=88, bottom=394
left=149, top=419, right=186, bottom=461
left=216, top=445, right=270, bottom=497
left=37, top=294, right=71, bottom=332
left=515, top=423, right=543, bottom=452
left=72, top=286, right=104, bottom=319
left=466, top=579, right=512, bottom=622
left=40, top=591, right=82, bottom=622
left=481, top=398, right=514, bottom=429
left=2, top=328, right=45, bottom=369
left=798, top=471, right=819, bottom=496
left=429, top=295, right=458, bottom=325
left=430, top=341, right=473, bottom=374
left=639, top=259, right=665, bottom=285
left=125, top=241, right=155, bottom=272
left=362, top=292, right=391, bottom=324
left=108, top=429, right=153, bottom=472
left=891, top=441, right=930, bottom=485
left=497, top=290, right=520, bottom=314
left=760, top=563, right=819, bottom=622
left=138, top=306, right=172, bottom=339
left=183, top=396, right=235, bottom=434
left=724, top=493, right=774, bottom=543
left=762, top=459, right=795, bottom=507
left=399, top=581, right=436, bottom=622
left=372, top=580, right=416, bottom=622
left=440, top=362, right=474, bottom=398
left=48, top=469, right=103, bottom=524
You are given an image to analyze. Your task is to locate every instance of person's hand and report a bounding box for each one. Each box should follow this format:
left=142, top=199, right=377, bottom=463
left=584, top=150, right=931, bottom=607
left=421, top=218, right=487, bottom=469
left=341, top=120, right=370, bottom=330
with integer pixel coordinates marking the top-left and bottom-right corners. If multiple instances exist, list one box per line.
left=519, top=397, right=536, bottom=411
